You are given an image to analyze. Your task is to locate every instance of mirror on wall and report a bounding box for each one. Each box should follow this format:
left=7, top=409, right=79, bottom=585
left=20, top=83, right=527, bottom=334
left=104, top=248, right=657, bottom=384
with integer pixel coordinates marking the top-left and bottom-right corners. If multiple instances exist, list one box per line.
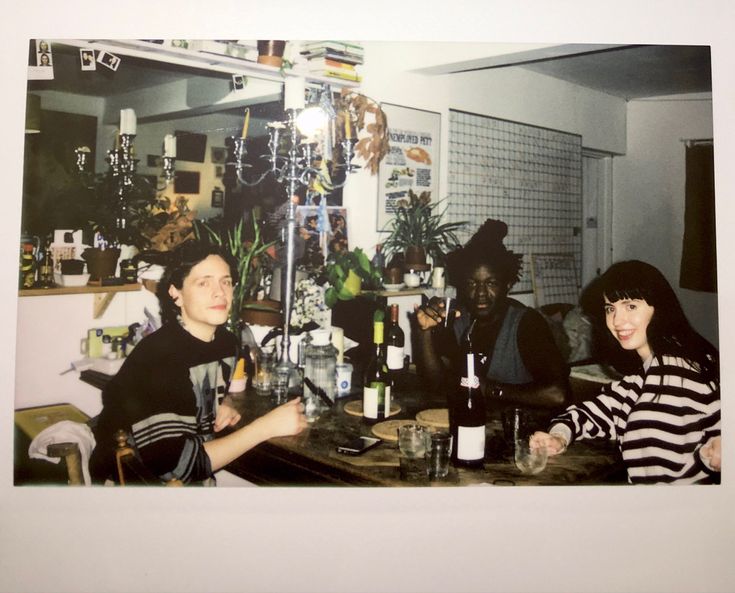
left=22, top=40, right=286, bottom=244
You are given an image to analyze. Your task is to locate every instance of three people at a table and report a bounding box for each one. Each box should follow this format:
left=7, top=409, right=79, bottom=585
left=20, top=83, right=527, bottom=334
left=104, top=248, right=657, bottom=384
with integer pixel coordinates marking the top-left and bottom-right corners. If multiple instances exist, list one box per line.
left=90, top=220, right=720, bottom=485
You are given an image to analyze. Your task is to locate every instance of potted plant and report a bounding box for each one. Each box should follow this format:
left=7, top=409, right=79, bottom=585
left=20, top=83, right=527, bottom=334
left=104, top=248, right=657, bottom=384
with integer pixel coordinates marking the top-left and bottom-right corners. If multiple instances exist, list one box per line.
left=380, top=189, right=466, bottom=268
left=324, top=247, right=382, bottom=308
left=195, top=215, right=278, bottom=330
left=83, top=173, right=159, bottom=280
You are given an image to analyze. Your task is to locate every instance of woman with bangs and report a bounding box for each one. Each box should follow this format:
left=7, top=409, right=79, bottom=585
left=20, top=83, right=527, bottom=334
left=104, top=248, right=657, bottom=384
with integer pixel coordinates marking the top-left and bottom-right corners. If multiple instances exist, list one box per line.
left=531, top=260, right=721, bottom=484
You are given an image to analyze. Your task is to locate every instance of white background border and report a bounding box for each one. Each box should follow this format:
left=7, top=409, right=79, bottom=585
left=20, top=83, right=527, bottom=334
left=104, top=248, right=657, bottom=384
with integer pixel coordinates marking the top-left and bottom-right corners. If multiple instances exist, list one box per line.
left=2, top=2, right=734, bottom=592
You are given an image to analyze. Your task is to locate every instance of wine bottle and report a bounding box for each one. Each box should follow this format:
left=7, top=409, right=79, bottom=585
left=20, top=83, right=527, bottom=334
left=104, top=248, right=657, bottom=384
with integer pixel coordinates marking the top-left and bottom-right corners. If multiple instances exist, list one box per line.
left=450, top=320, right=486, bottom=468
left=363, top=311, right=391, bottom=423
left=385, top=303, right=405, bottom=382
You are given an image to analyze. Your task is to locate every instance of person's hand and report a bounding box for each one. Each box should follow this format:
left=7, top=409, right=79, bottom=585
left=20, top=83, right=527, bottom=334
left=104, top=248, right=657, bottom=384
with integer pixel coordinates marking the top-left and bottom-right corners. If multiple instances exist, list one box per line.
left=700, top=436, right=721, bottom=471
left=214, top=403, right=242, bottom=432
left=530, top=431, right=568, bottom=456
left=262, top=397, right=308, bottom=439
left=414, top=297, right=456, bottom=331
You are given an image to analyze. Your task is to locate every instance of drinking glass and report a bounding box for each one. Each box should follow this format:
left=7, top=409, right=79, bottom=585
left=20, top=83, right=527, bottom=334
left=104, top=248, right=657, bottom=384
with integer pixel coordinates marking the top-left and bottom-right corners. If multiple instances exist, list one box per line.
left=514, top=438, right=548, bottom=475
left=424, top=430, right=453, bottom=480
left=272, top=364, right=290, bottom=404
left=398, top=424, right=427, bottom=481
left=398, top=424, right=426, bottom=458
left=253, top=348, right=274, bottom=396
left=442, top=297, right=458, bottom=328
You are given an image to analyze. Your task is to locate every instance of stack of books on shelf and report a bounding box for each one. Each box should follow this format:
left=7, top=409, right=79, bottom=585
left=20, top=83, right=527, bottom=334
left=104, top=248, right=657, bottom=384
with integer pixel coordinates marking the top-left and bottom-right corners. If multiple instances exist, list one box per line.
left=301, top=41, right=363, bottom=83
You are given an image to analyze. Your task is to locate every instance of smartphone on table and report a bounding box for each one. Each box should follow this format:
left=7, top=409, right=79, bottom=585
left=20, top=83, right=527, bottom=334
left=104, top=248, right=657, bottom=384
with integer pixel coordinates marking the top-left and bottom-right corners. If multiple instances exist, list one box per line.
left=336, top=436, right=382, bottom=456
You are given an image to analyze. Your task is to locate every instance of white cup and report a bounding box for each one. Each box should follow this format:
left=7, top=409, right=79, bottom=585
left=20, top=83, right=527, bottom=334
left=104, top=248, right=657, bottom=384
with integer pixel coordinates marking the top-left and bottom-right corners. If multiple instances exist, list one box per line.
left=403, top=272, right=420, bottom=288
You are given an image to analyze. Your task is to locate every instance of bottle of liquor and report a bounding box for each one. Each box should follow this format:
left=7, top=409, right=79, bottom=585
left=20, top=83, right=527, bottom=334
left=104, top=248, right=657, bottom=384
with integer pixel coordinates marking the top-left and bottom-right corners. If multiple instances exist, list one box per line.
left=363, top=310, right=391, bottom=423
left=385, top=304, right=405, bottom=385
left=37, top=240, right=55, bottom=288
left=371, top=243, right=385, bottom=275
left=449, top=320, right=486, bottom=468
left=19, top=243, right=36, bottom=289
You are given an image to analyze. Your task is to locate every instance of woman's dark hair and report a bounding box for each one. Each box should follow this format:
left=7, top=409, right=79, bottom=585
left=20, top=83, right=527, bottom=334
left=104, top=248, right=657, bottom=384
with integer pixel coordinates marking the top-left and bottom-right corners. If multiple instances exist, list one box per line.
left=154, top=242, right=239, bottom=326
left=445, top=219, right=524, bottom=300
left=581, top=259, right=718, bottom=383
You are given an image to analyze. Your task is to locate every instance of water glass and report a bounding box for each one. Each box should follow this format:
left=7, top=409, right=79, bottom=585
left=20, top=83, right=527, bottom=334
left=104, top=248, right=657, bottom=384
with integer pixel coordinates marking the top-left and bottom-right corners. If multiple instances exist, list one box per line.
left=424, top=430, right=453, bottom=480
left=514, top=438, right=548, bottom=475
left=272, top=364, right=291, bottom=404
left=398, top=424, right=426, bottom=458
left=443, top=297, right=458, bottom=328
left=253, top=348, right=274, bottom=396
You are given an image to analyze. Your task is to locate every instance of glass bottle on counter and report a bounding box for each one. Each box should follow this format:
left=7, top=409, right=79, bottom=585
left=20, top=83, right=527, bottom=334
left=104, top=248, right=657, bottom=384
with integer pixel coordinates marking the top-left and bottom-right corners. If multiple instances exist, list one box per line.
left=385, top=303, right=405, bottom=386
left=37, top=240, right=55, bottom=288
left=363, top=310, right=390, bottom=423
left=19, top=243, right=36, bottom=289
left=303, top=329, right=337, bottom=421
left=371, top=243, right=385, bottom=276
left=449, top=319, right=486, bottom=468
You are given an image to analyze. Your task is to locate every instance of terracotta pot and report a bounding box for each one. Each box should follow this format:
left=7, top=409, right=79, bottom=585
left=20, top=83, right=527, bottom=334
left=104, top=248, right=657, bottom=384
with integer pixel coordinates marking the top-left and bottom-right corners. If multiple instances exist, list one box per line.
left=257, top=40, right=286, bottom=67
left=404, top=245, right=427, bottom=267
left=82, top=247, right=121, bottom=280
left=240, top=298, right=283, bottom=327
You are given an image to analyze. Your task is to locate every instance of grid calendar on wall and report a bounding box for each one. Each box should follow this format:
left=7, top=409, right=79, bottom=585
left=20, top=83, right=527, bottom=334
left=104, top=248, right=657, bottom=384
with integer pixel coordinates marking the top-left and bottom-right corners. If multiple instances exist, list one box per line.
left=446, top=109, right=583, bottom=296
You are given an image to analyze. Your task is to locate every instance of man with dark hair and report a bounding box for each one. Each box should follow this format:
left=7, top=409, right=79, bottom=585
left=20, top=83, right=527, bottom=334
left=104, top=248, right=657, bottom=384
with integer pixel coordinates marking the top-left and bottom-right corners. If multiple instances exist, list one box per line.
left=414, top=219, right=569, bottom=410
left=90, top=243, right=306, bottom=484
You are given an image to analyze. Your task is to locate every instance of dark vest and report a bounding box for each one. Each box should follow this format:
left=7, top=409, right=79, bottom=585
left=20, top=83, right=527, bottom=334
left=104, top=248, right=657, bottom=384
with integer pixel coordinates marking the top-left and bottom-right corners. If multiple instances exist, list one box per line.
left=453, top=299, right=533, bottom=385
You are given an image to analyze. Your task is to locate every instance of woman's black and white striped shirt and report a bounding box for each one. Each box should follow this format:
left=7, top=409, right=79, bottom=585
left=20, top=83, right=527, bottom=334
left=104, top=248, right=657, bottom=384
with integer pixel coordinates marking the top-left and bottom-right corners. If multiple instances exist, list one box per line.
left=550, top=355, right=720, bottom=484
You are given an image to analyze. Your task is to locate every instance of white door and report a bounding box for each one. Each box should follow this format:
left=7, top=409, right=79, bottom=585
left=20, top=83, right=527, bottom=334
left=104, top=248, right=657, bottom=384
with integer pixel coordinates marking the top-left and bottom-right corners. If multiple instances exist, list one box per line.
left=582, top=150, right=613, bottom=288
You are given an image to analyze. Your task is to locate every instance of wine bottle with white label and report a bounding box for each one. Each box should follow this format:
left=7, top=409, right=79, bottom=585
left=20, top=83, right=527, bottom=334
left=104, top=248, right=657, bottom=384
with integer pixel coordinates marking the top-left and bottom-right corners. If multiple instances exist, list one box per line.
left=385, top=304, right=405, bottom=383
left=450, top=319, right=486, bottom=468
left=363, top=311, right=391, bottom=423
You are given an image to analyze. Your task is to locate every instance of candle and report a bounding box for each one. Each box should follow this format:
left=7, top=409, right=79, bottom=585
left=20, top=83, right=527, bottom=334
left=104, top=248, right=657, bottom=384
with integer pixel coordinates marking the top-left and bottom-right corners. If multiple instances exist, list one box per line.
left=163, top=134, right=176, bottom=158
left=344, top=111, right=351, bottom=140
left=241, top=108, right=250, bottom=139
left=331, top=326, right=345, bottom=365
left=284, top=76, right=305, bottom=111
left=120, top=108, right=136, bottom=135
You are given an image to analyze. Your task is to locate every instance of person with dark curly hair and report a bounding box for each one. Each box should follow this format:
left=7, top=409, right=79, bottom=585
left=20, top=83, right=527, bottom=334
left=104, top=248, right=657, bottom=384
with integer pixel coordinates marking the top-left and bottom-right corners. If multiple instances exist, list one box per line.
left=531, top=260, right=720, bottom=483
left=414, top=219, right=569, bottom=411
left=90, top=242, right=307, bottom=485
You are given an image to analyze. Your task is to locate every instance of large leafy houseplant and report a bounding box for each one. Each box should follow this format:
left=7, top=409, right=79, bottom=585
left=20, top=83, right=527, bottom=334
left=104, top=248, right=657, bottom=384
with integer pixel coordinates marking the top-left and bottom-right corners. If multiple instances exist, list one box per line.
left=380, top=189, right=466, bottom=264
left=195, top=216, right=276, bottom=330
left=324, top=247, right=382, bottom=308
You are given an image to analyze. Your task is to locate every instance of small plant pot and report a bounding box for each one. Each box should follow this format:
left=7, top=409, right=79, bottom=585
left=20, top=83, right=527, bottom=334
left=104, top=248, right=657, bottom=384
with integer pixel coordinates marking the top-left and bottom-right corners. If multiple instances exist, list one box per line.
left=257, top=40, right=286, bottom=67
left=82, top=247, right=121, bottom=281
left=404, top=245, right=427, bottom=268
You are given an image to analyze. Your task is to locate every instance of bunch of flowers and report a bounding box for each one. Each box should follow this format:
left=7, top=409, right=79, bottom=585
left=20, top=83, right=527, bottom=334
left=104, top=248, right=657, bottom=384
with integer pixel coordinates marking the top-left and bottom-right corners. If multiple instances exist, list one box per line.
left=291, top=277, right=329, bottom=328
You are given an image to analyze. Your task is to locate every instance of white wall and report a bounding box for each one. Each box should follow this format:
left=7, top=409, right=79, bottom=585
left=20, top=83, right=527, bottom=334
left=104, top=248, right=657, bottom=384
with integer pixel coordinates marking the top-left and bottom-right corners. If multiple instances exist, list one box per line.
left=344, top=42, right=627, bottom=265
left=612, top=95, right=717, bottom=345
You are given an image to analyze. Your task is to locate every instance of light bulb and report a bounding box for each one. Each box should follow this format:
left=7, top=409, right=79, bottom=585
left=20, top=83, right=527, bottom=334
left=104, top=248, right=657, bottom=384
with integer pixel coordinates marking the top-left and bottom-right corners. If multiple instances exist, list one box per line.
left=295, top=106, right=328, bottom=138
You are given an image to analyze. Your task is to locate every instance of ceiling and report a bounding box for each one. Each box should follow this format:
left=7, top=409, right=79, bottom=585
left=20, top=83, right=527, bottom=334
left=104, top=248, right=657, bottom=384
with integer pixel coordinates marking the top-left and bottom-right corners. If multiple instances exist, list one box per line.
left=517, top=44, right=712, bottom=100
left=30, top=42, right=712, bottom=104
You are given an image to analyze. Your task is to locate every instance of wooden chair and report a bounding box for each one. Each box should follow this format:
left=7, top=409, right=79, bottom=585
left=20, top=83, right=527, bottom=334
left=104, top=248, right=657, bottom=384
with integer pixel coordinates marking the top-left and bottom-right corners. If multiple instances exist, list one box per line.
left=114, top=429, right=183, bottom=487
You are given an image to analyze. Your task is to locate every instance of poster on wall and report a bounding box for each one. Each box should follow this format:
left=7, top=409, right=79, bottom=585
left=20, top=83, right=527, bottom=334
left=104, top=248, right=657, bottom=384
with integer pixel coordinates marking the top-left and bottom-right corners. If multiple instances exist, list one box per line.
left=296, top=205, right=348, bottom=267
left=376, top=104, right=441, bottom=231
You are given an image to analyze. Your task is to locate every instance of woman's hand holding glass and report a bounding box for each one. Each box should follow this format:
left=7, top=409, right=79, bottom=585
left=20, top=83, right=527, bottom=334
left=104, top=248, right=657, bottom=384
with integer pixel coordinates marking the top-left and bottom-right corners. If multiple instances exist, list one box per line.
left=530, top=431, right=568, bottom=456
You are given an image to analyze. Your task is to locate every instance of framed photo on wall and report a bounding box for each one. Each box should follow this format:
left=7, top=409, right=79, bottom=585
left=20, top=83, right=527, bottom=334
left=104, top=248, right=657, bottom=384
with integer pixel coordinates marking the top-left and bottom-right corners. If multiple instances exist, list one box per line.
left=376, top=104, right=441, bottom=231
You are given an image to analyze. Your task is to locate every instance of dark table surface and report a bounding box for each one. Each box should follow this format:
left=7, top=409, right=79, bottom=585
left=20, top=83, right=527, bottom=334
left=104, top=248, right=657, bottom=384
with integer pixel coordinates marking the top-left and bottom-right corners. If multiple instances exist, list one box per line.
left=224, top=373, right=626, bottom=487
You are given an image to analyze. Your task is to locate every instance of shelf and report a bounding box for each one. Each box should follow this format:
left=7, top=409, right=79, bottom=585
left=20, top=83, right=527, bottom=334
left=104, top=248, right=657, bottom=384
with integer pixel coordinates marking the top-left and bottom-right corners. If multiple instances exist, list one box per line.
left=19, top=283, right=141, bottom=319
left=55, top=39, right=360, bottom=89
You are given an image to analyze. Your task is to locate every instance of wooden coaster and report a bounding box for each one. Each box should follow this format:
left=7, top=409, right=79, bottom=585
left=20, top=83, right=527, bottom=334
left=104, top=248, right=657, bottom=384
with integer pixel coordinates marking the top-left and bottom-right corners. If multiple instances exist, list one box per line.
left=343, top=400, right=401, bottom=418
left=371, top=419, right=417, bottom=442
left=415, top=408, right=449, bottom=429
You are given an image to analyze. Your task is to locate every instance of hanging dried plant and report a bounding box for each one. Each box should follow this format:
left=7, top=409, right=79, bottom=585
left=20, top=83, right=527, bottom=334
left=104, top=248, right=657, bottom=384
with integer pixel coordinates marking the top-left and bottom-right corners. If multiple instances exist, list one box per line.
left=336, top=88, right=390, bottom=175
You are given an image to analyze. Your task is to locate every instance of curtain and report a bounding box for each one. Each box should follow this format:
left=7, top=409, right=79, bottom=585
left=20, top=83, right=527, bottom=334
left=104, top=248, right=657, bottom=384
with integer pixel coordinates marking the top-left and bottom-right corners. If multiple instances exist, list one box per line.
left=680, top=143, right=716, bottom=292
